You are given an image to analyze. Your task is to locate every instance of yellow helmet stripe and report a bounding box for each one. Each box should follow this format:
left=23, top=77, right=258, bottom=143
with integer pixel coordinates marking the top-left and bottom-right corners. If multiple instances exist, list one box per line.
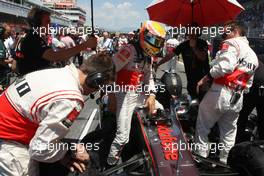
left=146, top=21, right=166, bottom=38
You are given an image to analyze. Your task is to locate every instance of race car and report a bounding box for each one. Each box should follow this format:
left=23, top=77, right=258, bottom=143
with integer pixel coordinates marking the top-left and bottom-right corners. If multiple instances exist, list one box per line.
left=78, top=103, right=200, bottom=176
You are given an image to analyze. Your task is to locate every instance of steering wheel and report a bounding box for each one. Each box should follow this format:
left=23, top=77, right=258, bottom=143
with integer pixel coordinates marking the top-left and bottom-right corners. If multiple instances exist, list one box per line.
left=147, top=109, right=171, bottom=125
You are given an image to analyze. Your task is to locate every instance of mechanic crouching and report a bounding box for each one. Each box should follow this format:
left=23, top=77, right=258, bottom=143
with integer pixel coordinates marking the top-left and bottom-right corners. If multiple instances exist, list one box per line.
left=194, top=21, right=258, bottom=164
left=0, top=53, right=115, bottom=176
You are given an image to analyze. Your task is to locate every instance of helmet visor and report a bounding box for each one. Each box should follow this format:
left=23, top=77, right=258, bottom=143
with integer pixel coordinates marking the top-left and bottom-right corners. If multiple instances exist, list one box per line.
left=144, top=32, right=165, bottom=48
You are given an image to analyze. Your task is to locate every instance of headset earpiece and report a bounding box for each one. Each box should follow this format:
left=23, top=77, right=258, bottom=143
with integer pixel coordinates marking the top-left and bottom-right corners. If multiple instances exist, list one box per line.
left=85, top=66, right=114, bottom=89
left=85, top=72, right=109, bottom=89
left=85, top=62, right=115, bottom=89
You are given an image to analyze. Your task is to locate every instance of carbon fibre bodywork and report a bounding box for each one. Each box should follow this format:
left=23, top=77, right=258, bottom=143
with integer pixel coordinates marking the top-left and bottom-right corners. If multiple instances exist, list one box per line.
left=134, top=107, right=199, bottom=176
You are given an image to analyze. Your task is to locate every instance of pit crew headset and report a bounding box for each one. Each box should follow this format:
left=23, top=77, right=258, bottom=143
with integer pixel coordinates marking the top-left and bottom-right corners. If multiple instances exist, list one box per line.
left=85, top=64, right=115, bottom=89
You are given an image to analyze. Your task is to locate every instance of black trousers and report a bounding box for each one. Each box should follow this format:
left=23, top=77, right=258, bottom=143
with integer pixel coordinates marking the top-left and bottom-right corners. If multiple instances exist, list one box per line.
left=0, top=66, right=11, bottom=86
left=187, top=82, right=207, bottom=101
left=236, top=86, right=264, bottom=144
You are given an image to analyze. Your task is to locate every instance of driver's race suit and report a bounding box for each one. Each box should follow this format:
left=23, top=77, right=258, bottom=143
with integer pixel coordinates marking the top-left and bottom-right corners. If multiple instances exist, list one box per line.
left=108, top=44, right=163, bottom=164
left=195, top=36, right=259, bottom=164
left=0, top=64, right=84, bottom=176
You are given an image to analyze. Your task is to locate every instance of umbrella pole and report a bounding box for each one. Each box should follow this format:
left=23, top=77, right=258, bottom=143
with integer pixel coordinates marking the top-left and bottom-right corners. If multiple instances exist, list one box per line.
left=91, top=0, right=94, bottom=34
left=90, top=0, right=96, bottom=51
left=191, top=0, right=194, bottom=24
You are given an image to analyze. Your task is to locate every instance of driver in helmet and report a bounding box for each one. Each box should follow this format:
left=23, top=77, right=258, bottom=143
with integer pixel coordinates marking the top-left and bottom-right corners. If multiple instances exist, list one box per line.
left=107, top=21, right=174, bottom=165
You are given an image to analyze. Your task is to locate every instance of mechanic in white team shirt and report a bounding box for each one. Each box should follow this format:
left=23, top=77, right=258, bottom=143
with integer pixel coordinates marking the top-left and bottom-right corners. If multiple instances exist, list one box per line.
left=0, top=52, right=115, bottom=176
left=195, top=21, right=259, bottom=164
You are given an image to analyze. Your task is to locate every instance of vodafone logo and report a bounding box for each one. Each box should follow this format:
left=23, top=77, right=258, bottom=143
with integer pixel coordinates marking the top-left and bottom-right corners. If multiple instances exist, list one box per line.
left=157, top=124, right=178, bottom=161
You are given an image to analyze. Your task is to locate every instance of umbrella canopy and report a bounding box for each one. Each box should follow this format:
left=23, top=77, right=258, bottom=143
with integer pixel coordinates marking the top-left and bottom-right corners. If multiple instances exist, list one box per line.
left=147, top=0, right=245, bottom=27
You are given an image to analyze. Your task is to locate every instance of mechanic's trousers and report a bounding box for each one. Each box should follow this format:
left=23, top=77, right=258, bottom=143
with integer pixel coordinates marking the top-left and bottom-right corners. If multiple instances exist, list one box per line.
left=0, top=140, right=39, bottom=176
left=194, top=84, right=243, bottom=164
left=109, top=91, right=163, bottom=158
left=167, top=56, right=177, bottom=72
left=236, top=86, right=264, bottom=144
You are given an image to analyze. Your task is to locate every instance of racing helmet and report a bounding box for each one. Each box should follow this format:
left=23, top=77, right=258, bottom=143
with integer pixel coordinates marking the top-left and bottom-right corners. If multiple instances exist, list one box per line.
left=161, top=71, right=182, bottom=97
left=139, top=21, right=166, bottom=57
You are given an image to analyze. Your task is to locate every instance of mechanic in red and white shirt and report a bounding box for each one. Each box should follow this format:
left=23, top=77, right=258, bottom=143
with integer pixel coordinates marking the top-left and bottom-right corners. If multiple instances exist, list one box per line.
left=0, top=52, right=115, bottom=176
left=107, top=21, right=174, bottom=165
left=195, top=21, right=259, bottom=164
